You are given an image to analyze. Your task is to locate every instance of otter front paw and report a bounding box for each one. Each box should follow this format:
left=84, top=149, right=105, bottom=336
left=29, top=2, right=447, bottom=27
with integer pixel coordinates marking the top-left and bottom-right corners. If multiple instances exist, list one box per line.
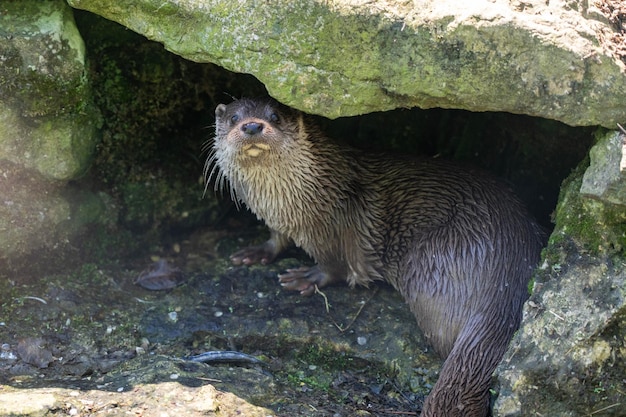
left=278, top=265, right=331, bottom=296
left=230, top=243, right=278, bottom=266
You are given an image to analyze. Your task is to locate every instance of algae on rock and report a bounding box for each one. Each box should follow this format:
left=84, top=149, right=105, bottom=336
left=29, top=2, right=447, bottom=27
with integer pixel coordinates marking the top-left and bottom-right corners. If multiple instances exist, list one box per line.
left=67, top=0, right=626, bottom=127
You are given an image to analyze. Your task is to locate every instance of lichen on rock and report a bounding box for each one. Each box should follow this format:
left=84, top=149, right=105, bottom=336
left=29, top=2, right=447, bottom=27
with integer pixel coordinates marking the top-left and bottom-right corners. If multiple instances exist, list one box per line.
left=66, top=0, right=626, bottom=127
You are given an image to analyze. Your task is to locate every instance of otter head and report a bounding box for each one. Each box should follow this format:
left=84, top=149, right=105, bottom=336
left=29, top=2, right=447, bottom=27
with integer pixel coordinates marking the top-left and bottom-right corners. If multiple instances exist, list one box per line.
left=214, top=97, right=306, bottom=163
left=206, top=97, right=316, bottom=208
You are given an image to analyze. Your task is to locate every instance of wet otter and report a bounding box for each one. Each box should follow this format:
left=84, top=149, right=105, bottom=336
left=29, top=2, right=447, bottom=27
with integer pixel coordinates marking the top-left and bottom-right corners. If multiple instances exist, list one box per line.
left=207, top=97, right=543, bottom=417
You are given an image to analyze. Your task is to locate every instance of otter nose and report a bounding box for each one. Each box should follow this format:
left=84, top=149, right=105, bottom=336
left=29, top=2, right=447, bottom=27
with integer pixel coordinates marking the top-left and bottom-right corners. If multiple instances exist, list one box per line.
left=241, top=122, right=264, bottom=135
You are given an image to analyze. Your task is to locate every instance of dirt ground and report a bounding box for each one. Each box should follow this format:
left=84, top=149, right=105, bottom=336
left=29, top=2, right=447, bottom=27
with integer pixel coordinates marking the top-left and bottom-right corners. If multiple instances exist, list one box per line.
left=0, top=222, right=442, bottom=417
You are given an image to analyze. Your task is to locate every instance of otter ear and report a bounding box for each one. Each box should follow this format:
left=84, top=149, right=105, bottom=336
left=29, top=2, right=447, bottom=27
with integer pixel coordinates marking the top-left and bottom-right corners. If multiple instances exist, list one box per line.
left=215, top=104, right=227, bottom=118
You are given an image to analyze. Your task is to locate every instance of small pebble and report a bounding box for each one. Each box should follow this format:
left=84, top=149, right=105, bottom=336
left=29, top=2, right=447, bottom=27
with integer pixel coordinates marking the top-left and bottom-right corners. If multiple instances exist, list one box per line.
left=308, top=364, right=317, bottom=371
left=0, top=349, right=17, bottom=361
left=214, top=311, right=223, bottom=318
left=169, top=373, right=179, bottom=380
left=357, top=336, right=367, bottom=346
left=168, top=311, right=178, bottom=322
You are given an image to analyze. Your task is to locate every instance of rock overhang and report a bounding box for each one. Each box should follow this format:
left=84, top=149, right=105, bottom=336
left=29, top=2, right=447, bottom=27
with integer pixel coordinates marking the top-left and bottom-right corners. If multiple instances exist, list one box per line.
left=65, top=0, right=626, bottom=128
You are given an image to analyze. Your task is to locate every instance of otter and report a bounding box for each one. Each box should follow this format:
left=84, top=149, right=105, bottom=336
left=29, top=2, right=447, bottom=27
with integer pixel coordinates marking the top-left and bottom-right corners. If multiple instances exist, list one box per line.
left=206, top=97, right=543, bottom=417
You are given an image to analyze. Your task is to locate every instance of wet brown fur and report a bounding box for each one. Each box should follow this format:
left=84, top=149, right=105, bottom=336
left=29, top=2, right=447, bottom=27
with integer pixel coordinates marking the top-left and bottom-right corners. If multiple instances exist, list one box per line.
left=206, top=97, right=544, bottom=417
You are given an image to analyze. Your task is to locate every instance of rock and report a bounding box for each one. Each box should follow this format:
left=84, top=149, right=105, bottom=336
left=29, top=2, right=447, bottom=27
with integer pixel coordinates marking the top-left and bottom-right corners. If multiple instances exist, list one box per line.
left=0, top=0, right=109, bottom=266
left=0, top=161, right=110, bottom=263
left=0, top=0, right=101, bottom=180
left=580, top=129, right=626, bottom=205
left=0, top=383, right=275, bottom=417
left=0, top=390, right=58, bottom=416
left=66, top=0, right=626, bottom=127
left=494, top=162, right=626, bottom=416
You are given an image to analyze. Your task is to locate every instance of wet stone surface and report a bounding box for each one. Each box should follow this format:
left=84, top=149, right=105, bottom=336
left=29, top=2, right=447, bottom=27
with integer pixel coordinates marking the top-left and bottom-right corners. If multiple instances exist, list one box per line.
left=0, top=224, right=440, bottom=416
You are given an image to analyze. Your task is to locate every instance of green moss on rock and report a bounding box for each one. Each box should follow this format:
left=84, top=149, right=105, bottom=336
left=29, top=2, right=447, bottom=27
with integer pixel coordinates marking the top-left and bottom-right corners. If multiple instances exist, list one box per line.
left=551, top=152, right=626, bottom=256
left=0, top=1, right=101, bottom=181
left=74, top=12, right=266, bottom=236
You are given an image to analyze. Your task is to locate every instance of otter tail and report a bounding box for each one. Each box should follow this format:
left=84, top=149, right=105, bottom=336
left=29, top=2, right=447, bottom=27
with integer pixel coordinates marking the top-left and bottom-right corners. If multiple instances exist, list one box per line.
left=420, top=311, right=518, bottom=417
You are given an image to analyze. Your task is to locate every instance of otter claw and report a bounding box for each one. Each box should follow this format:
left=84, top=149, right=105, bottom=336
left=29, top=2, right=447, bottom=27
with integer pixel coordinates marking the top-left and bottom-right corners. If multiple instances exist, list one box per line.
left=278, top=266, right=327, bottom=296
left=230, top=245, right=276, bottom=266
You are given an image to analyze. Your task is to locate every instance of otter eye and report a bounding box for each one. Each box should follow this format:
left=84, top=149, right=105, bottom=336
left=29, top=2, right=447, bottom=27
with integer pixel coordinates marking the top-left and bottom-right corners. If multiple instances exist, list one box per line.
left=230, top=114, right=240, bottom=124
left=269, top=113, right=280, bottom=124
